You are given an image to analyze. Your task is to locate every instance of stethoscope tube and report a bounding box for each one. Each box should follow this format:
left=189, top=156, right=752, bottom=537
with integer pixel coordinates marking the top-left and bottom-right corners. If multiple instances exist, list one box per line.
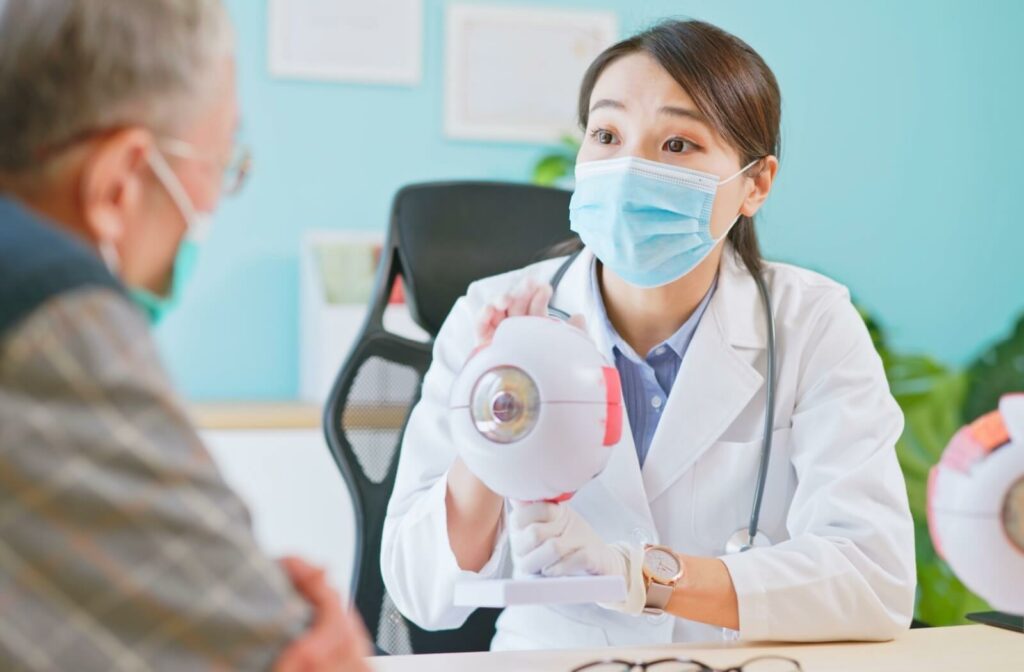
left=548, top=249, right=777, bottom=555
left=546, top=248, right=583, bottom=322
left=746, top=269, right=777, bottom=551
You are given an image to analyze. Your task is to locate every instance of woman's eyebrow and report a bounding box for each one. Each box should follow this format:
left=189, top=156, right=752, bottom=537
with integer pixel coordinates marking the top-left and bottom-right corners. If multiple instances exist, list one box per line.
left=588, top=99, right=709, bottom=126
left=659, top=105, right=707, bottom=123
left=589, top=98, right=626, bottom=113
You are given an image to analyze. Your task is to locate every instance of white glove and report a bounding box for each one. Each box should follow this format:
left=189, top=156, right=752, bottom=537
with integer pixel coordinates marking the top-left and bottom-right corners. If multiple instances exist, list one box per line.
left=509, top=501, right=646, bottom=614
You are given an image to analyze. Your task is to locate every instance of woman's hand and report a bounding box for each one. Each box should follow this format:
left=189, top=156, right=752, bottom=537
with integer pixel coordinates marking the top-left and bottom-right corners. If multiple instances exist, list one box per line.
left=509, top=501, right=646, bottom=615
left=275, top=556, right=372, bottom=672
left=476, top=275, right=587, bottom=344
left=476, top=276, right=554, bottom=344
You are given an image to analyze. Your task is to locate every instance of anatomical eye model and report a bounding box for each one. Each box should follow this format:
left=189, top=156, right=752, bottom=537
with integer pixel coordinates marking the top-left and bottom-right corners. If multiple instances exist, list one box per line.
left=928, top=394, right=1024, bottom=616
left=449, top=315, right=622, bottom=503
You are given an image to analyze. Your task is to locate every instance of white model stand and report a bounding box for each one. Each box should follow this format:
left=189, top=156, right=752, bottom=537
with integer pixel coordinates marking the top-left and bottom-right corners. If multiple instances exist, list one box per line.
left=454, top=575, right=626, bottom=608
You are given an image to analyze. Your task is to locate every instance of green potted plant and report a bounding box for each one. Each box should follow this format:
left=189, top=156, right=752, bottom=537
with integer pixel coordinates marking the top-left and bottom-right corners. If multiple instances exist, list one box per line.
left=531, top=135, right=581, bottom=188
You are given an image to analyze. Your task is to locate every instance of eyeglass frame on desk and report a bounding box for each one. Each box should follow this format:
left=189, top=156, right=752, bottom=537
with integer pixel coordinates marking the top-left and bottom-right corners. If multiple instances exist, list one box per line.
left=570, top=654, right=803, bottom=672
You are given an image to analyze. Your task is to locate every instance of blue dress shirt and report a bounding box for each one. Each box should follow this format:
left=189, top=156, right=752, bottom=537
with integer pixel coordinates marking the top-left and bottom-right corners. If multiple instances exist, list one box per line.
left=589, top=260, right=717, bottom=466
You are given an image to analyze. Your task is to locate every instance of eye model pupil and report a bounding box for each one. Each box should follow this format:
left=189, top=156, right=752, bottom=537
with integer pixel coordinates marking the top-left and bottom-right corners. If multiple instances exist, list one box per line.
left=491, top=391, right=523, bottom=423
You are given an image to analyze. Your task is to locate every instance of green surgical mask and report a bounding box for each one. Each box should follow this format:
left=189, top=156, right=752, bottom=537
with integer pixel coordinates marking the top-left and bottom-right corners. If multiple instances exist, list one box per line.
left=125, top=148, right=212, bottom=325
left=129, top=237, right=202, bottom=325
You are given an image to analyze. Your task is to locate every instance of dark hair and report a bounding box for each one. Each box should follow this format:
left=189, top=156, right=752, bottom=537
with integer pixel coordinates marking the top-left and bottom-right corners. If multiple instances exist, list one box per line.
left=562, top=19, right=781, bottom=274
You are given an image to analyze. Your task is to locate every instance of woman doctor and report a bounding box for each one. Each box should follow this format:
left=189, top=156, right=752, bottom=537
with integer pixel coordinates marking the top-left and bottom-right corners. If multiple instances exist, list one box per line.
left=381, top=19, right=916, bottom=650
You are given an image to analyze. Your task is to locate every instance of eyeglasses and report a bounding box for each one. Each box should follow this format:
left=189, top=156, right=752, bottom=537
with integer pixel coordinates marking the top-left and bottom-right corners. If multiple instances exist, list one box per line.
left=33, top=127, right=253, bottom=197
left=571, top=655, right=803, bottom=672
left=159, top=137, right=252, bottom=196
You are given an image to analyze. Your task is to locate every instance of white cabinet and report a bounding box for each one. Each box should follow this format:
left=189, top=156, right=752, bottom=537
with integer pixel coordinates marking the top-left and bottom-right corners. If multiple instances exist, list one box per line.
left=203, top=428, right=357, bottom=597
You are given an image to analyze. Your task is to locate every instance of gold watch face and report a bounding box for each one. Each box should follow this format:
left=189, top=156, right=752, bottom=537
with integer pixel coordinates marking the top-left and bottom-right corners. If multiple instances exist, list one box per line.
left=643, top=547, right=681, bottom=582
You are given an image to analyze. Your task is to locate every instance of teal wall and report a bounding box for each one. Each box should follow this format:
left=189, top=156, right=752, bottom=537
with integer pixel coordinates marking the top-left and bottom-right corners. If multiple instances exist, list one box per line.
left=158, top=0, right=1024, bottom=400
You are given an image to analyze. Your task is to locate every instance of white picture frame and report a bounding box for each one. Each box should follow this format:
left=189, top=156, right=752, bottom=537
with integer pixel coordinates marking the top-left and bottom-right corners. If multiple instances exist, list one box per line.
left=269, top=0, right=423, bottom=85
left=445, top=4, right=618, bottom=143
left=298, top=231, right=428, bottom=403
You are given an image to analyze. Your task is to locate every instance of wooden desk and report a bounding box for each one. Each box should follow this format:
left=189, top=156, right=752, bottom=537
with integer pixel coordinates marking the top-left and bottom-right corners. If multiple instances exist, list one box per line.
left=190, top=402, right=408, bottom=431
left=191, top=402, right=321, bottom=430
left=369, top=625, right=1023, bottom=672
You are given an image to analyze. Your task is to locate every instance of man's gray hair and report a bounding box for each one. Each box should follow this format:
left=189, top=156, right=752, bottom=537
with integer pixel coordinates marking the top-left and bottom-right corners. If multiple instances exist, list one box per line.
left=0, top=0, right=234, bottom=173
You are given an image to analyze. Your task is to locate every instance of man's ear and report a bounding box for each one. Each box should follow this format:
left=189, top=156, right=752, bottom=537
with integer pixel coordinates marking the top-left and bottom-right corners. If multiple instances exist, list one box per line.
left=79, top=127, right=153, bottom=245
left=739, top=155, right=779, bottom=218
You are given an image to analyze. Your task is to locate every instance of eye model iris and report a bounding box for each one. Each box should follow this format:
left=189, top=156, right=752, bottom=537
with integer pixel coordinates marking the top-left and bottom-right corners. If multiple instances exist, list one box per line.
left=469, top=366, right=540, bottom=444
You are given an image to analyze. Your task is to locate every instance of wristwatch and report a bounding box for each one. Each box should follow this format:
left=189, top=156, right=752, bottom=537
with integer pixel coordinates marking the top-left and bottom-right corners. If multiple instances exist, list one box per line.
left=641, top=544, right=685, bottom=615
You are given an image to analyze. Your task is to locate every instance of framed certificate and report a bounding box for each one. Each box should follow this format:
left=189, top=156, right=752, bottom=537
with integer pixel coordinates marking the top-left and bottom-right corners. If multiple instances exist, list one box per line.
left=269, top=0, right=423, bottom=85
left=445, top=4, right=618, bottom=143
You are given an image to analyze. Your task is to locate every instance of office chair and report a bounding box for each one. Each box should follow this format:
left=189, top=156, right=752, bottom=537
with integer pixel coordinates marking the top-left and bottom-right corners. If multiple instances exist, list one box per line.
left=323, top=181, right=576, bottom=655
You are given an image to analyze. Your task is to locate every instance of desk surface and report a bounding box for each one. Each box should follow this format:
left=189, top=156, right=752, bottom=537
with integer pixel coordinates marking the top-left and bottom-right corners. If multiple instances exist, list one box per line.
left=191, top=402, right=321, bottom=430
left=369, top=625, right=1023, bottom=672
left=190, top=402, right=410, bottom=431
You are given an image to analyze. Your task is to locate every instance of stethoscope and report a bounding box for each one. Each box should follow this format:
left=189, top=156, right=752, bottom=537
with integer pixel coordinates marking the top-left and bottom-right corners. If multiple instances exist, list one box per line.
left=547, top=248, right=778, bottom=555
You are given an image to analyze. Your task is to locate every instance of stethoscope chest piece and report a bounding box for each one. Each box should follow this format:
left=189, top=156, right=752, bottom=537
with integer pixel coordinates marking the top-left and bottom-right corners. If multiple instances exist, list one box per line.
left=725, top=528, right=774, bottom=555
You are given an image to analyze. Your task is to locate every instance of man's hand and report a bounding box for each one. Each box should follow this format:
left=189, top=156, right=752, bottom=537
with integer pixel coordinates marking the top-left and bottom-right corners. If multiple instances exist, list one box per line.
left=275, top=556, right=372, bottom=672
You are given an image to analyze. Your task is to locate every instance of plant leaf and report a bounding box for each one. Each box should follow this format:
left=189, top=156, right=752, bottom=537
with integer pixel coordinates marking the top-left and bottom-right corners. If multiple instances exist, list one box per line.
left=532, top=155, right=573, bottom=187
left=963, top=314, right=1024, bottom=422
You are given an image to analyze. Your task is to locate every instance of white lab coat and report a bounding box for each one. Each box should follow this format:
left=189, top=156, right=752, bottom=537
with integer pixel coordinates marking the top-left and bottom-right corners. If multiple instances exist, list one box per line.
left=381, top=245, right=916, bottom=650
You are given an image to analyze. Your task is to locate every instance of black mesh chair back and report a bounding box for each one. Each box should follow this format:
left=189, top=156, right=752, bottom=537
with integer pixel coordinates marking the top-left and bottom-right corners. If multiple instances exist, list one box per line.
left=323, top=181, right=576, bottom=654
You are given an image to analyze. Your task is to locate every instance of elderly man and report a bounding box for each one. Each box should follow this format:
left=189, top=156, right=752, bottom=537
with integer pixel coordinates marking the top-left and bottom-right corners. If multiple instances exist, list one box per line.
left=0, top=1, right=369, bottom=670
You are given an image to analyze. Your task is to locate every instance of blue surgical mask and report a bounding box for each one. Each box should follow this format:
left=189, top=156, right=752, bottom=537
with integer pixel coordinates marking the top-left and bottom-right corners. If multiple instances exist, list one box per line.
left=569, top=156, right=756, bottom=288
left=102, top=148, right=212, bottom=325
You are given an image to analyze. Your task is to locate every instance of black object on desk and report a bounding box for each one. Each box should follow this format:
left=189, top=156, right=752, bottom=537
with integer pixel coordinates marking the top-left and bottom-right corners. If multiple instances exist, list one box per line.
left=967, top=611, right=1024, bottom=634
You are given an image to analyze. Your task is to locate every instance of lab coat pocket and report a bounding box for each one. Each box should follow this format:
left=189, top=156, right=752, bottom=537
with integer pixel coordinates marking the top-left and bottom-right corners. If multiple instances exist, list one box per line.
left=690, top=427, right=793, bottom=552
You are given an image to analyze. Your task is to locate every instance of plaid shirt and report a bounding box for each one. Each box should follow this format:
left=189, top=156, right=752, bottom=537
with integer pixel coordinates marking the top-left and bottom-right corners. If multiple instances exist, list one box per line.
left=0, top=288, right=310, bottom=671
